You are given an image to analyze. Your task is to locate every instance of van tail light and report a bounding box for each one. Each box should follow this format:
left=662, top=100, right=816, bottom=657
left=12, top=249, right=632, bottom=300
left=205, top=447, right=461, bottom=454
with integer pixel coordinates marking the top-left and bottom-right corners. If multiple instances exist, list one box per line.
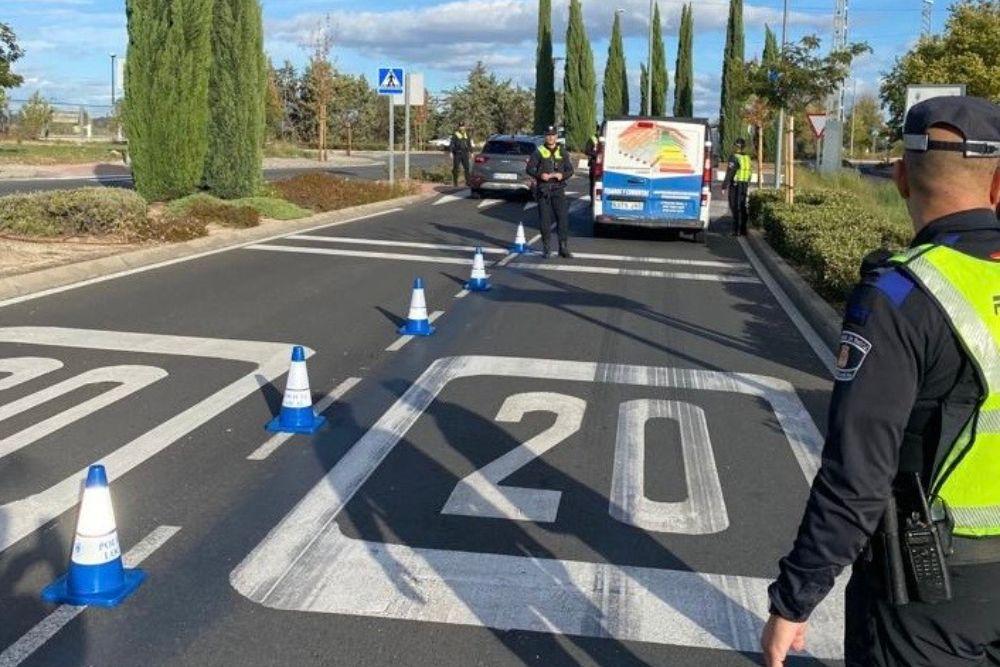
left=636, top=121, right=654, bottom=128
left=474, top=155, right=488, bottom=164
left=701, top=139, right=713, bottom=207
left=593, top=144, right=604, bottom=179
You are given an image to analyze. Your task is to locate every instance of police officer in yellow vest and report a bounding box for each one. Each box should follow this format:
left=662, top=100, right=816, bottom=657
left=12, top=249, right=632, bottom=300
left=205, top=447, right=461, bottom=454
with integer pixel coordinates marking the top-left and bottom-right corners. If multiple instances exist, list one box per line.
left=584, top=124, right=601, bottom=199
left=762, top=96, right=1000, bottom=667
left=526, top=126, right=574, bottom=258
left=722, top=137, right=753, bottom=236
left=450, top=122, right=474, bottom=187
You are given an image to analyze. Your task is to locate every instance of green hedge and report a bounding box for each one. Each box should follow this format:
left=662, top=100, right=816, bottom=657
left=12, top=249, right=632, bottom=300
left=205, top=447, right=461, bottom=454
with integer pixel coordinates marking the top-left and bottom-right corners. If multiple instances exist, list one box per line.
left=0, top=188, right=149, bottom=240
left=750, top=187, right=912, bottom=301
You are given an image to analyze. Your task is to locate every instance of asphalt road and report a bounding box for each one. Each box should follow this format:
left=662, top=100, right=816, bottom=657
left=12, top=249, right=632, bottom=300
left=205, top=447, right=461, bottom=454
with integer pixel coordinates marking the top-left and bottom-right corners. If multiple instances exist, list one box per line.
left=0, top=153, right=448, bottom=196
left=0, top=180, right=845, bottom=667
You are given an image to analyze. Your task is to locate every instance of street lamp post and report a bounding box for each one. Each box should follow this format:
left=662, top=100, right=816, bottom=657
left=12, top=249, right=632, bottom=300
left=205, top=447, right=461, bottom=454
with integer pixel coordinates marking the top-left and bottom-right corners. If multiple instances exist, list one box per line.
left=774, top=0, right=788, bottom=189
left=645, top=0, right=653, bottom=116
left=110, top=53, right=117, bottom=110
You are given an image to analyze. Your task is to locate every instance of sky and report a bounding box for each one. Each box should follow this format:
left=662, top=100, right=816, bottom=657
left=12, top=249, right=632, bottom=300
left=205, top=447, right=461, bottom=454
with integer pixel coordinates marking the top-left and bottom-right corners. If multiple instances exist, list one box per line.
left=4, top=0, right=949, bottom=122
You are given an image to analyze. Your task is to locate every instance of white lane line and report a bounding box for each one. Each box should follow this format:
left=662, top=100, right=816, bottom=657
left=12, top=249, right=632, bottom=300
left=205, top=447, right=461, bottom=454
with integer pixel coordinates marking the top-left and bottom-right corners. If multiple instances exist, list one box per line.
left=285, top=235, right=508, bottom=256
left=477, top=198, right=503, bottom=209
left=246, top=245, right=473, bottom=266
left=523, top=202, right=537, bottom=211
left=247, top=377, right=362, bottom=461
left=0, top=525, right=181, bottom=667
left=0, top=357, right=64, bottom=391
left=738, top=238, right=837, bottom=374
left=433, top=190, right=471, bottom=205
left=453, top=289, right=470, bottom=299
left=495, top=234, right=542, bottom=268
left=511, top=262, right=762, bottom=284
left=568, top=252, right=749, bottom=270
left=385, top=311, right=445, bottom=352
left=0, top=209, right=403, bottom=310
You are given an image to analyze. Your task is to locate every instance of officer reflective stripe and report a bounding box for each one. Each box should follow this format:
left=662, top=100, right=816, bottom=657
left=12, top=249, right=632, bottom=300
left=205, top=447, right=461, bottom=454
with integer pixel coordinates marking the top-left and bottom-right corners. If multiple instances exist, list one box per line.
left=949, top=505, right=1000, bottom=530
left=734, top=155, right=752, bottom=182
left=979, top=409, right=1000, bottom=434
left=538, top=146, right=563, bottom=161
left=455, top=131, right=467, bottom=140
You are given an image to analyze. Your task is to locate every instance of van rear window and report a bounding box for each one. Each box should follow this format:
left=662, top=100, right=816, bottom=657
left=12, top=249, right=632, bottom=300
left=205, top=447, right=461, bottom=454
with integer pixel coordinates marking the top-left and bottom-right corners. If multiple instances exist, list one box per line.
left=482, top=141, right=537, bottom=156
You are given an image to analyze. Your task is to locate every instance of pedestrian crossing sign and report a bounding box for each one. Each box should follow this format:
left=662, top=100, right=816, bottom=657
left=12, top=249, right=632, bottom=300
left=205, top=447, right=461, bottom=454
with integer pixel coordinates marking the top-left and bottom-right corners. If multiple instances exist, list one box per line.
left=377, top=67, right=405, bottom=95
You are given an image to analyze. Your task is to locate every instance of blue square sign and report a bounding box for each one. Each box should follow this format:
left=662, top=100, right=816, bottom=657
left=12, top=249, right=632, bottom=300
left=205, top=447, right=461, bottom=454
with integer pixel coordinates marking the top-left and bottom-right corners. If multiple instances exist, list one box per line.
left=377, top=67, right=405, bottom=95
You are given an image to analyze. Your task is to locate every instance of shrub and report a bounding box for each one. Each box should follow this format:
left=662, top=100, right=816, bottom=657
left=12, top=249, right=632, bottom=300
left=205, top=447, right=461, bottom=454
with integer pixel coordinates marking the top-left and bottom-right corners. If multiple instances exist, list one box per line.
left=232, top=196, right=311, bottom=220
left=140, top=212, right=208, bottom=242
left=0, top=187, right=148, bottom=240
left=272, top=173, right=416, bottom=213
left=186, top=198, right=260, bottom=228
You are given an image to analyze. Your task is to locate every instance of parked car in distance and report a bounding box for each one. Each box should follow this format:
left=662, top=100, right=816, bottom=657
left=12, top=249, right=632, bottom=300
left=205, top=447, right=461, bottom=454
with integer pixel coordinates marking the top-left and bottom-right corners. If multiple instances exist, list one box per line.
left=469, top=135, right=543, bottom=198
left=428, top=137, right=452, bottom=150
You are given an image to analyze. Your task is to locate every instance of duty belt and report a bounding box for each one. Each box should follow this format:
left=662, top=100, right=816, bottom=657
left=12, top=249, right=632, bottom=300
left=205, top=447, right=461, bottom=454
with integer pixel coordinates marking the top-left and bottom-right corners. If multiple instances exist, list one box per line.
left=949, top=535, right=1000, bottom=566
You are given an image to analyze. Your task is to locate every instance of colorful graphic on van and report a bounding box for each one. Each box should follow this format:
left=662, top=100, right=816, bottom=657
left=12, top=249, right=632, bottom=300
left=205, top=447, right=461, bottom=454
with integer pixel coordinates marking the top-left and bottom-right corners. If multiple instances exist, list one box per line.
left=614, top=121, right=696, bottom=174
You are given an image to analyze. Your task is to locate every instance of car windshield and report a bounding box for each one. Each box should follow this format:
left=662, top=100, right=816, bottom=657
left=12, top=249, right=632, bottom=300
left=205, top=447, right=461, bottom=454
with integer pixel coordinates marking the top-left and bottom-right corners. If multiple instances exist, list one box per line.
left=482, top=140, right=536, bottom=156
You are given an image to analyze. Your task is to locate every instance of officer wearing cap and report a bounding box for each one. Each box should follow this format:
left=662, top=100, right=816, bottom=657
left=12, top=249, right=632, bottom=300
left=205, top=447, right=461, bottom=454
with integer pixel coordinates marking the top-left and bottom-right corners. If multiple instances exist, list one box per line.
left=722, top=137, right=753, bottom=236
left=761, top=96, right=1000, bottom=667
left=450, top=122, right=474, bottom=187
left=526, top=125, right=575, bottom=258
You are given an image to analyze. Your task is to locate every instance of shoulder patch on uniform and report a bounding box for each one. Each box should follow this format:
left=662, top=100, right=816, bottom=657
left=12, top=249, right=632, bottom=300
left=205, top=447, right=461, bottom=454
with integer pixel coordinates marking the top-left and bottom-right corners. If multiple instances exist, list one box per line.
left=834, top=331, right=873, bottom=382
left=873, top=270, right=917, bottom=307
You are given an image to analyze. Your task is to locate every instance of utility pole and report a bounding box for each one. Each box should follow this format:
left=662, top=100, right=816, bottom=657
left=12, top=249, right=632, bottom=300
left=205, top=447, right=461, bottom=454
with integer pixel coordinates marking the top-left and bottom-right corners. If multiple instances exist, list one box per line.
left=849, top=78, right=858, bottom=159
left=820, top=0, right=848, bottom=173
left=646, top=0, right=653, bottom=116
left=922, top=0, right=934, bottom=36
left=774, top=0, right=788, bottom=189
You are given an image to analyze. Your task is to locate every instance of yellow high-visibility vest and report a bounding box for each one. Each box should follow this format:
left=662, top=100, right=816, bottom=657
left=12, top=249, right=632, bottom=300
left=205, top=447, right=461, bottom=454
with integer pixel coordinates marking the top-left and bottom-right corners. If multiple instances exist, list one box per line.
left=538, top=145, right=563, bottom=161
left=734, top=153, right=752, bottom=182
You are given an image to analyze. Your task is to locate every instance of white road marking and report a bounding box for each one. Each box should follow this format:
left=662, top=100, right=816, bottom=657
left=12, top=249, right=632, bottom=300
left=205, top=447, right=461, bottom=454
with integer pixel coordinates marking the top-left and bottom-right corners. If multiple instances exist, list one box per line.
left=285, top=235, right=508, bottom=256
left=453, top=289, right=470, bottom=299
left=0, top=209, right=402, bottom=310
left=0, top=328, right=295, bottom=553
left=231, top=356, right=843, bottom=659
left=385, top=311, right=445, bottom=352
left=610, top=400, right=728, bottom=534
left=567, top=252, right=749, bottom=270
left=442, top=392, right=586, bottom=522
left=247, top=378, right=362, bottom=461
left=433, top=190, right=471, bottom=205
left=247, top=245, right=473, bottom=266
left=495, top=233, right=542, bottom=268
left=0, top=365, right=168, bottom=461
left=0, top=525, right=181, bottom=667
left=523, top=202, right=537, bottom=211
left=477, top=198, right=503, bottom=209
left=738, top=238, right=837, bottom=373
left=512, top=261, right=762, bottom=284
left=0, top=357, right=64, bottom=391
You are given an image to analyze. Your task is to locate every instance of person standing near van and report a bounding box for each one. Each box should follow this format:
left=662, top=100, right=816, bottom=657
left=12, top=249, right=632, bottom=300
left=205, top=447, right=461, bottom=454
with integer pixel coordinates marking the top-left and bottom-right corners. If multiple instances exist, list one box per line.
left=584, top=124, right=601, bottom=198
left=527, top=126, right=574, bottom=258
left=450, top=122, right=473, bottom=187
left=722, top=138, right=753, bottom=236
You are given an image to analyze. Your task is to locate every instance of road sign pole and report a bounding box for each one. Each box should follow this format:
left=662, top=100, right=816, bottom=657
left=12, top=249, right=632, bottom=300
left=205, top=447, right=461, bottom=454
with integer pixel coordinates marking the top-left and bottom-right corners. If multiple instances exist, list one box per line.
left=389, top=96, right=395, bottom=186
left=404, top=72, right=411, bottom=182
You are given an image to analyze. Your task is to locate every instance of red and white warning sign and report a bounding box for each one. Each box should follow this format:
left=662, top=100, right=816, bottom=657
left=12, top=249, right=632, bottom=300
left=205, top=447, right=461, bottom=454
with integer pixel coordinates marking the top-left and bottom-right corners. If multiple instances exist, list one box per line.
left=807, top=113, right=829, bottom=139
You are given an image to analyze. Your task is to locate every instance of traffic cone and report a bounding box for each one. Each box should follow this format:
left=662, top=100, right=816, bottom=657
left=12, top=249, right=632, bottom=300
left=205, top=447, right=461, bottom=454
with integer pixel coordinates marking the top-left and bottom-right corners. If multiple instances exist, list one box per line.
left=399, top=278, right=435, bottom=336
left=42, top=464, right=146, bottom=607
left=465, top=247, right=492, bottom=292
left=510, top=222, right=529, bottom=253
left=265, top=345, right=326, bottom=434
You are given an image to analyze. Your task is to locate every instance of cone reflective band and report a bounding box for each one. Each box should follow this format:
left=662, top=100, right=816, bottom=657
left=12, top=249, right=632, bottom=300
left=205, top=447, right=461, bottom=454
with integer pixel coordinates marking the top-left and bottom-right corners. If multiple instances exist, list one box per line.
left=511, top=222, right=528, bottom=253
left=265, top=345, right=326, bottom=434
left=399, top=278, right=435, bottom=336
left=465, top=247, right=491, bottom=292
left=41, top=464, right=146, bottom=607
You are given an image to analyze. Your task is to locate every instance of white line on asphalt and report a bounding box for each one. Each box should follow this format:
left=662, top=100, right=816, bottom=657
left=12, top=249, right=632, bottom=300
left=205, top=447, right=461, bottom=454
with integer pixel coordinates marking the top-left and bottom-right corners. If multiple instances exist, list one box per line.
left=453, top=288, right=470, bottom=299
left=477, top=198, right=503, bottom=209
left=738, top=238, right=837, bottom=373
left=495, top=234, right=542, bottom=268
left=247, top=245, right=473, bottom=266
left=286, top=235, right=508, bottom=255
left=568, top=252, right=749, bottom=269
left=385, top=311, right=445, bottom=352
left=0, top=209, right=403, bottom=310
left=523, top=202, right=537, bottom=211
left=0, top=525, right=181, bottom=667
left=432, top=190, right=471, bottom=205
left=0, top=357, right=64, bottom=391
left=511, top=261, right=762, bottom=284
left=0, top=174, right=135, bottom=184
left=247, top=377, right=362, bottom=461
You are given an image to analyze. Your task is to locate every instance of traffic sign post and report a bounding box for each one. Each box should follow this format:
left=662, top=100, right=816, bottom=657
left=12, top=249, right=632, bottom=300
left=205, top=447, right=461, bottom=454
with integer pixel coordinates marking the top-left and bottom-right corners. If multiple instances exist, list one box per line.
left=807, top=113, right=829, bottom=172
left=378, top=68, right=405, bottom=185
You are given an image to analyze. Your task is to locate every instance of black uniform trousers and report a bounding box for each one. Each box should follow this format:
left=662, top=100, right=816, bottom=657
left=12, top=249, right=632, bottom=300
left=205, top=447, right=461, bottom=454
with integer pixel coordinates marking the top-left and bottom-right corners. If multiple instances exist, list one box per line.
left=845, top=557, right=1000, bottom=666
left=452, top=153, right=470, bottom=186
left=537, top=187, right=569, bottom=253
left=728, top=180, right=749, bottom=236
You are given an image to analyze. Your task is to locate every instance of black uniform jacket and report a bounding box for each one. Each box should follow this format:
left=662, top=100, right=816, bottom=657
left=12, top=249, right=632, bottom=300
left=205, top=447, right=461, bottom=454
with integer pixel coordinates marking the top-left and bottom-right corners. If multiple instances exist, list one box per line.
left=450, top=132, right=472, bottom=156
left=526, top=145, right=575, bottom=193
left=768, top=208, right=1000, bottom=622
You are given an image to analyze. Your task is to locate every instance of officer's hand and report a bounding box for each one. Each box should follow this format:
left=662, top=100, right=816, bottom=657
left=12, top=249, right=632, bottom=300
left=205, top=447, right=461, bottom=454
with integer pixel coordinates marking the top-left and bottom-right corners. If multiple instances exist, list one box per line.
left=760, top=614, right=807, bottom=667
left=552, top=173, right=563, bottom=181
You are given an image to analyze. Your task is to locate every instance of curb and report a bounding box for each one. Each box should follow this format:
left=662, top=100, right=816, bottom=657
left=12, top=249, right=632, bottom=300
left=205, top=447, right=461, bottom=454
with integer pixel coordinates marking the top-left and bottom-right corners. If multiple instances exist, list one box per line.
left=744, top=228, right=842, bottom=354
left=0, top=191, right=433, bottom=304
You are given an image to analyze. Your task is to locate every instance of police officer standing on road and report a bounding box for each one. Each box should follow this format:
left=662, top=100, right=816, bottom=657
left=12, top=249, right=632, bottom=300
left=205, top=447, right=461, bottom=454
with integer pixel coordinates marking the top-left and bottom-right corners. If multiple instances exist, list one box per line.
left=450, top=121, right=473, bottom=187
left=526, top=126, right=575, bottom=259
left=585, top=124, right=601, bottom=198
left=761, top=96, right=1000, bottom=667
left=722, top=137, right=753, bottom=237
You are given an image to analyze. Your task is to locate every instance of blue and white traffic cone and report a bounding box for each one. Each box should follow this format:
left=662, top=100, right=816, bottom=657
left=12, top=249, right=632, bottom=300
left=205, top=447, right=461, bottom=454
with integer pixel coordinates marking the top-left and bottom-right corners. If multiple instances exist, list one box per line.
left=510, top=222, right=529, bottom=254
left=265, top=345, right=326, bottom=434
left=42, top=464, right=146, bottom=607
left=399, top=278, right=435, bottom=336
left=465, top=247, right=492, bottom=292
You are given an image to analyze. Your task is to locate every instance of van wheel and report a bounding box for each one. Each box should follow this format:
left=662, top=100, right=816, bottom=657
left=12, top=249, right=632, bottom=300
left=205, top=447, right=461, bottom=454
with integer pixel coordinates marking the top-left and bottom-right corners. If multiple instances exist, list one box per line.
left=693, top=230, right=707, bottom=244
left=593, top=222, right=610, bottom=238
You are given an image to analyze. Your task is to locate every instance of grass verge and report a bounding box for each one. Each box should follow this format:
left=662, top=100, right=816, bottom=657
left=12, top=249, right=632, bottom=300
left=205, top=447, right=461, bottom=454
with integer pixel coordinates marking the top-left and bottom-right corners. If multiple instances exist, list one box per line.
left=0, top=140, right=126, bottom=165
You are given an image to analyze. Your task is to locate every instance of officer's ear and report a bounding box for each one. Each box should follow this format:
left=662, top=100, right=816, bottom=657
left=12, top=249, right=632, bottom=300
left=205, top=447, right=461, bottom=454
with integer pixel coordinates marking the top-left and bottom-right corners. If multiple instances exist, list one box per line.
left=893, top=158, right=910, bottom=200
left=990, top=163, right=1000, bottom=210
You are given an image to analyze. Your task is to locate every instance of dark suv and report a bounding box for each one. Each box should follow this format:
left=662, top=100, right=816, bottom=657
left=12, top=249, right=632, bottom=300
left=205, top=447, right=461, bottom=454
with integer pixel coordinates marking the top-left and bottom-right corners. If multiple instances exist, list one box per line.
left=469, top=135, right=542, bottom=198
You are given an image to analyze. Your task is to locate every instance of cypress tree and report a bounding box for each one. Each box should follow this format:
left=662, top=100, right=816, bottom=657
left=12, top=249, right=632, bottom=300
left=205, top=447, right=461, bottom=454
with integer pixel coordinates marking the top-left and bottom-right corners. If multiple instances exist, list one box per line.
left=650, top=3, right=668, bottom=116
left=719, top=0, right=746, bottom=159
left=640, top=63, right=649, bottom=116
left=761, top=25, right=780, bottom=162
left=673, top=3, right=694, bottom=117
left=603, top=11, right=628, bottom=119
left=563, top=0, right=596, bottom=151
left=533, top=0, right=555, bottom=133
left=124, top=0, right=212, bottom=200
left=204, top=0, right=266, bottom=198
